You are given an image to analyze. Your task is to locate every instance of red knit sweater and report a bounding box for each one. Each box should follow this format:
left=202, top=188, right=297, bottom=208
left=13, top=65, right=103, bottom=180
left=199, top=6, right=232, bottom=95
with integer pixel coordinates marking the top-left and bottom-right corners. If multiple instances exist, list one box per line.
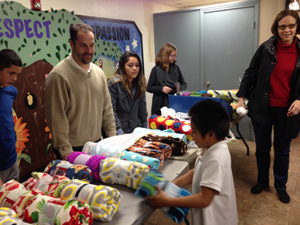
left=269, top=38, right=298, bottom=107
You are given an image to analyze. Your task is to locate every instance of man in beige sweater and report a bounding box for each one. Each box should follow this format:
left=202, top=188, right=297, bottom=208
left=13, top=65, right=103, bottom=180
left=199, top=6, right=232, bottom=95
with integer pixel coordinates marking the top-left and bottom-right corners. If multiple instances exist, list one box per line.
left=45, top=23, right=116, bottom=160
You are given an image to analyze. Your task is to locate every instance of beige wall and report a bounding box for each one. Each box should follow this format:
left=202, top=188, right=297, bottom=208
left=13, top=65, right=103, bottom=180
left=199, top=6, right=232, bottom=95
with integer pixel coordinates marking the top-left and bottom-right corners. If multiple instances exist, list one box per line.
left=13, top=0, right=286, bottom=115
left=259, top=0, right=286, bottom=44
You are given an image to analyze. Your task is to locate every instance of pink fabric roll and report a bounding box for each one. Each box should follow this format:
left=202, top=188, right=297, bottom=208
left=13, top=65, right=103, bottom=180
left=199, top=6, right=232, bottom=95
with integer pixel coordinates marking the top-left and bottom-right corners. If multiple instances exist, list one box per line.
left=67, top=152, right=106, bottom=181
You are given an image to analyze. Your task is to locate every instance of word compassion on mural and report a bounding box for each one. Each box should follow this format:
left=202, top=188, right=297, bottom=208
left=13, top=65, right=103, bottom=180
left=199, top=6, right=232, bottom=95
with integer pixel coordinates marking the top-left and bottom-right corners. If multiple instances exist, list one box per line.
left=78, top=15, right=143, bottom=77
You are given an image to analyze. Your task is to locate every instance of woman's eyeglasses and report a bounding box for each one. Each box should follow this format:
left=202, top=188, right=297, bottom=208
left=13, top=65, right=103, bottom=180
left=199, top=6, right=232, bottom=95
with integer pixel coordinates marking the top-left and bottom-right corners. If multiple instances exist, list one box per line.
left=278, top=23, right=297, bottom=30
left=169, top=54, right=177, bottom=58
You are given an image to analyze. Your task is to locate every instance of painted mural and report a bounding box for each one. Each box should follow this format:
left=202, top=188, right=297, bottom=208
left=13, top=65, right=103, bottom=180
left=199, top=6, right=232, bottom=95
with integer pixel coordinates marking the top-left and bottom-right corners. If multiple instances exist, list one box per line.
left=0, top=1, right=143, bottom=177
left=78, top=15, right=143, bottom=77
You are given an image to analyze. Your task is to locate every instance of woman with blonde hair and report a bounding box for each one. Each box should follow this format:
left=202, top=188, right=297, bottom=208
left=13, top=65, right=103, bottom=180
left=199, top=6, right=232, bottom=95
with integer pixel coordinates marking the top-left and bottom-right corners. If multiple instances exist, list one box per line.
left=147, top=43, right=187, bottom=115
left=108, top=51, right=147, bottom=134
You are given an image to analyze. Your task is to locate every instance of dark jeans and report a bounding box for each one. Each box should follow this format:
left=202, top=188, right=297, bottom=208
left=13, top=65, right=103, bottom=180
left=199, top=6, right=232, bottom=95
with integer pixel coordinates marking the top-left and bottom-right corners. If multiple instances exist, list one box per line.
left=252, top=107, right=291, bottom=191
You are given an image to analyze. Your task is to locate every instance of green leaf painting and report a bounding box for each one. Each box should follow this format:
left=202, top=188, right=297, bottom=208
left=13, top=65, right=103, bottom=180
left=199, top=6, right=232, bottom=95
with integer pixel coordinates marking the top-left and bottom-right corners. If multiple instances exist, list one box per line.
left=0, top=1, right=124, bottom=77
left=0, top=1, right=81, bottom=66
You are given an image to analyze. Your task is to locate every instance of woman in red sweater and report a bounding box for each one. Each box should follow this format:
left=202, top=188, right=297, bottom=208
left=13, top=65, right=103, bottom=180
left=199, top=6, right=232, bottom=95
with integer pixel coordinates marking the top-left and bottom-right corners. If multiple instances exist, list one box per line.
left=237, top=10, right=300, bottom=203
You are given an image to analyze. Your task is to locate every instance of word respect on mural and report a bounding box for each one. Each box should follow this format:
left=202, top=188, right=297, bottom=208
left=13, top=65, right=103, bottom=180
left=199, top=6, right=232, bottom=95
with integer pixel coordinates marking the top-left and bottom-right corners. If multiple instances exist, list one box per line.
left=0, top=18, right=52, bottom=39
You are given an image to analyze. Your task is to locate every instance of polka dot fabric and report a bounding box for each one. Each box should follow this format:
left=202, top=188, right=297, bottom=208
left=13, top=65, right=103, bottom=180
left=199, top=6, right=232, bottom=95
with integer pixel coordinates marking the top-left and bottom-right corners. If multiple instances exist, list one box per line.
left=148, top=114, right=192, bottom=140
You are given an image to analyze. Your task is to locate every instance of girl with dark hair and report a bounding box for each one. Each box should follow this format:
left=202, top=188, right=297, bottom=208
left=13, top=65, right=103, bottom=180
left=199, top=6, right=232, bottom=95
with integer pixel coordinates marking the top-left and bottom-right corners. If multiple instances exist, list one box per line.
left=237, top=9, right=300, bottom=203
left=108, top=51, right=147, bottom=134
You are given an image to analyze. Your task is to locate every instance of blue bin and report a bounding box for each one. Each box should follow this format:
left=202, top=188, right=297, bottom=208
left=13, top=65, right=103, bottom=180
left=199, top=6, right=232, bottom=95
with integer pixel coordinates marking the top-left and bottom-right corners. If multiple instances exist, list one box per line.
left=168, top=95, right=233, bottom=119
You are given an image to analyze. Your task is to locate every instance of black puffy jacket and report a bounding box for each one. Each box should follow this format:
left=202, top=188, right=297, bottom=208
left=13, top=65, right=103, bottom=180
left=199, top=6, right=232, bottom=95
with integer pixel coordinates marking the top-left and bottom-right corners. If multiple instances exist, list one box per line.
left=237, top=36, right=300, bottom=138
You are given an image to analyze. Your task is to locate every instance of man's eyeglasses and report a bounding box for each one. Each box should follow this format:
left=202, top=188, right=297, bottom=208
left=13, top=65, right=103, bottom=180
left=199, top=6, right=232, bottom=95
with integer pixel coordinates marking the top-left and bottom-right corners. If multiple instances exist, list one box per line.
left=278, top=23, right=297, bottom=30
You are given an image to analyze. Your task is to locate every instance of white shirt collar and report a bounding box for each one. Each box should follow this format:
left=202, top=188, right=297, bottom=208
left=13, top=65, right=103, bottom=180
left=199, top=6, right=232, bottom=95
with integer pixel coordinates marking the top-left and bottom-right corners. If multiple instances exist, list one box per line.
left=67, top=55, right=92, bottom=74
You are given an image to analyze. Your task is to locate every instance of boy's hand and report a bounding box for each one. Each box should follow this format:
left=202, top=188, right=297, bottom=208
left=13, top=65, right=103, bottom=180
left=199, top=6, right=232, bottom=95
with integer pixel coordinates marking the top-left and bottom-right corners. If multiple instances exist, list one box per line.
left=145, top=186, right=168, bottom=208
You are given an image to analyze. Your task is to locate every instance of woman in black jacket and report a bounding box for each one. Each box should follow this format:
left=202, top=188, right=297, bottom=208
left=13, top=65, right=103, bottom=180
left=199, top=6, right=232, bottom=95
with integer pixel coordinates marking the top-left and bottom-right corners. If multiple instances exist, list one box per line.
left=108, top=51, right=147, bottom=134
left=147, top=43, right=187, bottom=115
left=237, top=9, right=300, bottom=203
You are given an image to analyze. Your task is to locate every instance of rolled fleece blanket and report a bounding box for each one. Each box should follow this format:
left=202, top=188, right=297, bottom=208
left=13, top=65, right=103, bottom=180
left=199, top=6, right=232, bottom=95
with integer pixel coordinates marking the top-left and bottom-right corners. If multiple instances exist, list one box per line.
left=126, top=137, right=172, bottom=168
left=23, top=194, right=93, bottom=225
left=135, top=170, right=191, bottom=223
left=67, top=152, right=106, bottom=181
left=0, top=180, right=30, bottom=209
left=120, top=150, right=161, bottom=170
left=23, top=172, right=70, bottom=198
left=82, top=132, right=143, bottom=158
left=43, top=160, right=93, bottom=183
left=0, top=208, right=31, bottom=224
left=0, top=180, right=38, bottom=219
left=99, top=158, right=150, bottom=189
left=60, top=179, right=121, bottom=222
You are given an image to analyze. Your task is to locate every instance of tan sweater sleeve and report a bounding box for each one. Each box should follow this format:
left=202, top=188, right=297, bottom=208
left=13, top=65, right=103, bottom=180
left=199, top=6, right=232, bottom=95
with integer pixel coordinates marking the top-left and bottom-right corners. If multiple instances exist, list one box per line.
left=45, top=71, right=73, bottom=157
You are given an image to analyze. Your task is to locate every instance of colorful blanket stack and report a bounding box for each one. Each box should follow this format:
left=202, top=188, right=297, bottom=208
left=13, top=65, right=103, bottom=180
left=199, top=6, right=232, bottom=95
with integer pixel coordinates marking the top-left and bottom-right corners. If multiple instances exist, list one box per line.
left=3, top=171, right=122, bottom=222
left=0, top=179, right=93, bottom=224
left=126, top=137, right=172, bottom=168
left=66, top=152, right=150, bottom=189
left=81, top=128, right=188, bottom=171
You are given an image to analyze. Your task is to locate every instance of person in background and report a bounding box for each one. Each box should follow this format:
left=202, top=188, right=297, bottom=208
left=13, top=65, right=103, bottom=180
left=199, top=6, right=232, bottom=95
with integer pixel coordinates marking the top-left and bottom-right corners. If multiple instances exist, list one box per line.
left=147, top=43, right=187, bottom=115
left=108, top=51, right=147, bottom=135
left=45, top=23, right=116, bottom=160
left=146, top=99, right=238, bottom=225
left=0, top=49, right=22, bottom=183
left=237, top=9, right=300, bottom=203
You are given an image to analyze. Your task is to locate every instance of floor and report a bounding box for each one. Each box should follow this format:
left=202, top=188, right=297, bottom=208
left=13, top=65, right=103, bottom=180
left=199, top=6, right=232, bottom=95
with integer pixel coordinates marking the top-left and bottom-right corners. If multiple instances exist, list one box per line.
left=144, top=134, right=300, bottom=225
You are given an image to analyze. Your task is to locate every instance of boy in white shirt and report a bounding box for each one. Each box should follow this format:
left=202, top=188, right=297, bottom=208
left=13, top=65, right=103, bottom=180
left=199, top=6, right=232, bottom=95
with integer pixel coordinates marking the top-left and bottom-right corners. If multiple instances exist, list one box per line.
left=146, top=99, right=238, bottom=225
